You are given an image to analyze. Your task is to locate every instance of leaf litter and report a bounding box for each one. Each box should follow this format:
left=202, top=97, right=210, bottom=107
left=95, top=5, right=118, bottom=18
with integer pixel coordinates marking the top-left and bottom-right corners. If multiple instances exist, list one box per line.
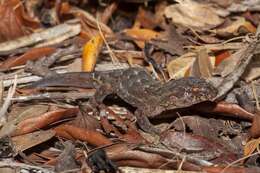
left=0, top=0, right=260, bottom=173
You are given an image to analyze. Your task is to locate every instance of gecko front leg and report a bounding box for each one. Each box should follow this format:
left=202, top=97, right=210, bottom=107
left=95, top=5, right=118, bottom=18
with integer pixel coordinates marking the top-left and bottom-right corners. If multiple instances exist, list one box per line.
left=135, top=109, right=160, bottom=135
left=88, top=84, right=114, bottom=116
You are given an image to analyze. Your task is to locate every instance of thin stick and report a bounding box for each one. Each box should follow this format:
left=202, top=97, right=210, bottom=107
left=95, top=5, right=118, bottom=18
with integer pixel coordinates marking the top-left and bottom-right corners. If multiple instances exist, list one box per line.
left=96, top=16, right=119, bottom=64
left=252, top=80, right=260, bottom=110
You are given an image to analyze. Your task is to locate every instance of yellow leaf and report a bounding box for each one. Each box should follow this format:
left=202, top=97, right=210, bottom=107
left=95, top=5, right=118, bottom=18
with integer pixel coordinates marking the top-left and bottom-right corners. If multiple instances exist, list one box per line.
left=82, top=34, right=103, bottom=72
left=124, top=28, right=159, bottom=48
left=244, top=138, right=260, bottom=157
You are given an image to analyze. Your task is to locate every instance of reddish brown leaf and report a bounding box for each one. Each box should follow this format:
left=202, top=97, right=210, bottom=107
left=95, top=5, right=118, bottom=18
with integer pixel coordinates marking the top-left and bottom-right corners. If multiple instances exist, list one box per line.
left=197, top=102, right=254, bottom=121
left=54, top=124, right=112, bottom=146
left=100, top=115, right=121, bottom=136
left=0, top=0, right=39, bottom=42
left=215, top=50, right=231, bottom=66
left=13, top=108, right=78, bottom=136
left=250, top=113, right=260, bottom=138
left=0, top=0, right=27, bottom=42
left=0, top=47, right=56, bottom=70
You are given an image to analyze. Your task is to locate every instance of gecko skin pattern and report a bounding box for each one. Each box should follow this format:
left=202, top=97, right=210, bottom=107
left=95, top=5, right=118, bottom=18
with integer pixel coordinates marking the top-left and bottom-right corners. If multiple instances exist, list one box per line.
left=27, top=68, right=218, bottom=134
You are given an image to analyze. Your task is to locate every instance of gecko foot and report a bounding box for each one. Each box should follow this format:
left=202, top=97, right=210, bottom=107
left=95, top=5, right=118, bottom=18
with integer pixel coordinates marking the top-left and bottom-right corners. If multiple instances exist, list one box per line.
left=135, top=111, right=160, bottom=135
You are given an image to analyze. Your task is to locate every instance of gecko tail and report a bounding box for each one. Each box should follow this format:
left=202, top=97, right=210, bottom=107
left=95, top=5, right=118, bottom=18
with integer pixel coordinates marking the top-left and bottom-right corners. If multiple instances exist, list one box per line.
left=25, top=72, right=100, bottom=89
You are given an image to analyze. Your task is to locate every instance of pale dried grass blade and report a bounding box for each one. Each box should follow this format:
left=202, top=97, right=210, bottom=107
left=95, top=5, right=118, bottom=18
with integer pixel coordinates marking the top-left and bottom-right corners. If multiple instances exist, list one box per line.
left=0, top=75, right=17, bottom=125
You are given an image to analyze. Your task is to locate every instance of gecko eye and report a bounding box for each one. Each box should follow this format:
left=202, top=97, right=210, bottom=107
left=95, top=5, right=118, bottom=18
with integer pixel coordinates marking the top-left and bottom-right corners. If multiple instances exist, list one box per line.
left=169, top=95, right=178, bottom=101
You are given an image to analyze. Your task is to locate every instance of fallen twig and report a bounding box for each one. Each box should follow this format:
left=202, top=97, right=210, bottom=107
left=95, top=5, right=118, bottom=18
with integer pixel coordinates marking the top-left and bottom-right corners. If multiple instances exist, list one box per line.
left=0, top=20, right=80, bottom=53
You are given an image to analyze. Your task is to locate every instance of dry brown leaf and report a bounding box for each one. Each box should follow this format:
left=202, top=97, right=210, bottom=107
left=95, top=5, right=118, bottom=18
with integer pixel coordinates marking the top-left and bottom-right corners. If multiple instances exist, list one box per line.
left=215, top=17, right=256, bottom=37
left=70, top=6, right=112, bottom=35
left=151, top=24, right=189, bottom=55
left=197, top=48, right=213, bottom=78
left=161, top=131, right=237, bottom=163
left=82, top=34, right=103, bottom=72
left=123, top=28, right=159, bottom=48
left=241, top=54, right=260, bottom=82
left=191, top=53, right=215, bottom=78
left=228, top=1, right=260, bottom=13
left=196, top=34, right=221, bottom=44
left=164, top=0, right=223, bottom=31
left=11, top=130, right=55, bottom=153
left=67, top=58, right=82, bottom=72
left=167, top=53, right=196, bottom=80
left=135, top=7, right=158, bottom=29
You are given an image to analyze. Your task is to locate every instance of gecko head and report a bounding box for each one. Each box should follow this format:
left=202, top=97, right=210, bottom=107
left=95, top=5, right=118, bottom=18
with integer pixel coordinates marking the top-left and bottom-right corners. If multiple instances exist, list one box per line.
left=160, top=77, right=217, bottom=110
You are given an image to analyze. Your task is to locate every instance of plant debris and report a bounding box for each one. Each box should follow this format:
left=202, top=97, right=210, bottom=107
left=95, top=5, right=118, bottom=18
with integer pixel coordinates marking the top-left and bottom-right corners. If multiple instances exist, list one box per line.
left=0, top=0, right=260, bottom=173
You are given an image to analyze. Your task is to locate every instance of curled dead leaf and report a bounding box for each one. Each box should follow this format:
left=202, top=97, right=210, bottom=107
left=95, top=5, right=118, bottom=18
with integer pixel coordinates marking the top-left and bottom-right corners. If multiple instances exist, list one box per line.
left=242, top=57, right=260, bottom=82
